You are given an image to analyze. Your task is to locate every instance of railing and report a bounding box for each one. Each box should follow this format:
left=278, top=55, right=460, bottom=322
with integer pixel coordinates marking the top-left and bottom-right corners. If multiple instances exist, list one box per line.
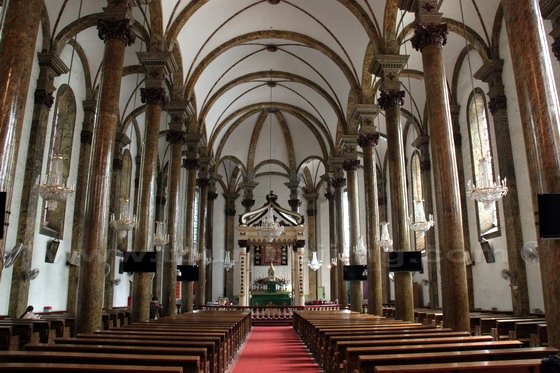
left=201, top=304, right=341, bottom=321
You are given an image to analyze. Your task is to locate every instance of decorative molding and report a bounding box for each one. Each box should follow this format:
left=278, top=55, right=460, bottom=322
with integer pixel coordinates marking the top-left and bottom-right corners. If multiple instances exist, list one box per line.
left=241, top=199, right=255, bottom=209
left=34, top=89, right=54, bottom=109
left=488, top=95, right=507, bottom=114
left=97, top=19, right=136, bottom=46
left=208, top=191, right=218, bottom=201
left=411, top=23, right=448, bottom=51
left=140, top=87, right=168, bottom=108
left=288, top=198, right=302, bottom=209
left=378, top=90, right=405, bottom=110
left=342, top=159, right=361, bottom=172
left=357, top=132, right=380, bottom=149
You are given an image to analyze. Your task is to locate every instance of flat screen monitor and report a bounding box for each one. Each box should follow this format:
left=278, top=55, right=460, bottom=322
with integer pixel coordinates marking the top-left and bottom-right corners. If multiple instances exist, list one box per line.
left=177, top=264, right=199, bottom=282
left=538, top=193, right=560, bottom=239
left=387, top=251, right=423, bottom=272
left=121, top=251, right=157, bottom=273
left=343, top=265, right=367, bottom=281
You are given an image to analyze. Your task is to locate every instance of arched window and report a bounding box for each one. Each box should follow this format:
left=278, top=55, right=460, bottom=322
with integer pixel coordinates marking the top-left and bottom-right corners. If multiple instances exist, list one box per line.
left=467, top=89, right=499, bottom=237
left=41, top=84, right=76, bottom=239
left=410, top=152, right=425, bottom=251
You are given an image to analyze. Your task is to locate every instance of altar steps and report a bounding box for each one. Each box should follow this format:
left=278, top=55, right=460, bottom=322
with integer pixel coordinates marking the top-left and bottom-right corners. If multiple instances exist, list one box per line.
left=251, top=318, right=293, bottom=326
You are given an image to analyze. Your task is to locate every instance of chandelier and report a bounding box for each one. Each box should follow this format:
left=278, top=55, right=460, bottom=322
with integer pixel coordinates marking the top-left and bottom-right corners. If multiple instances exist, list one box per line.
left=110, top=197, right=136, bottom=238
left=258, top=207, right=284, bottom=242
left=339, top=245, right=350, bottom=265
left=467, top=155, right=508, bottom=210
left=223, top=250, right=234, bottom=270
left=353, top=236, right=367, bottom=262
left=152, top=221, right=169, bottom=247
left=38, top=154, right=74, bottom=210
left=409, top=200, right=434, bottom=238
left=308, top=251, right=322, bottom=271
left=330, top=257, right=337, bottom=266
left=379, top=222, right=393, bottom=252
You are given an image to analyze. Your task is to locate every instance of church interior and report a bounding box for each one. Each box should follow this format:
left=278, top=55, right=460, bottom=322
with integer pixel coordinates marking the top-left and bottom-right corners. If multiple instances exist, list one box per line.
left=0, top=0, right=560, bottom=371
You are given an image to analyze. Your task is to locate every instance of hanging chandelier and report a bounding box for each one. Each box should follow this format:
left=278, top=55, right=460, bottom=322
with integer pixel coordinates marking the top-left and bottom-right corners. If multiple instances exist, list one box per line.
left=339, top=245, right=350, bottom=265
left=258, top=206, right=284, bottom=242
left=467, top=155, right=508, bottom=210
left=152, top=221, right=169, bottom=247
left=223, top=250, right=234, bottom=270
left=110, top=197, right=136, bottom=238
left=308, top=251, right=322, bottom=271
left=379, top=222, right=393, bottom=252
left=409, top=200, right=434, bottom=238
left=330, top=257, right=337, bottom=266
left=38, top=154, right=74, bottom=210
left=353, top=236, right=367, bottom=262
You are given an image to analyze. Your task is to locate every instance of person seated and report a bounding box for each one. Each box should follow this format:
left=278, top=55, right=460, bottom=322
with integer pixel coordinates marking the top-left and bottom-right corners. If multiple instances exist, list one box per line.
left=149, top=296, right=163, bottom=320
left=20, top=305, right=40, bottom=319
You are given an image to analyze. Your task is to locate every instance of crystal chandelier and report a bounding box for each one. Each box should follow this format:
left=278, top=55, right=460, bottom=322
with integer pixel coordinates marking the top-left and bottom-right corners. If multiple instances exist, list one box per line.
left=353, top=236, right=367, bottom=262
left=38, top=154, right=74, bottom=210
left=308, top=251, right=322, bottom=271
left=258, top=207, right=284, bottom=242
left=152, top=221, right=169, bottom=247
left=110, top=197, right=136, bottom=238
left=339, top=245, right=350, bottom=265
left=467, top=155, right=508, bottom=210
left=223, top=250, right=234, bottom=270
left=379, top=222, right=393, bottom=252
left=330, top=257, right=337, bottom=266
left=409, top=200, right=434, bottom=238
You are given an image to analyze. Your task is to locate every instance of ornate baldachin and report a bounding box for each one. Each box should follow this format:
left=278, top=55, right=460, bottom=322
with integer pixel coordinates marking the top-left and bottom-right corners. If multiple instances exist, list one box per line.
left=357, top=132, right=380, bottom=149
left=97, top=19, right=136, bottom=46
left=342, top=159, right=361, bottom=172
left=378, top=90, right=405, bottom=110
left=140, top=87, right=168, bottom=108
left=411, top=23, right=448, bottom=51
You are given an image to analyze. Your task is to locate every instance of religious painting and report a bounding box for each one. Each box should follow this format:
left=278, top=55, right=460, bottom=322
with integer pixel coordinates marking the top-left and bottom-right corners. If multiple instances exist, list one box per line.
left=254, top=245, right=288, bottom=266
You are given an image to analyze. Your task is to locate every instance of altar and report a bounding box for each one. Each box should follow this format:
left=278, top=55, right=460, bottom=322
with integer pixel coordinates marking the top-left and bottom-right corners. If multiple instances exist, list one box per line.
left=250, top=282, right=292, bottom=306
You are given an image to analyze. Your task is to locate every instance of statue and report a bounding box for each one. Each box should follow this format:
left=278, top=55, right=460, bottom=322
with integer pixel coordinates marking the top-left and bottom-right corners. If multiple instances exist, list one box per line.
left=268, top=261, right=275, bottom=281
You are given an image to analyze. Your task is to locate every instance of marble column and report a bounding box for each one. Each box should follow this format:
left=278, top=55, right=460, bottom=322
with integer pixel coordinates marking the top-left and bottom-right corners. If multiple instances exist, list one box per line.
left=474, top=60, right=531, bottom=316
left=163, top=123, right=185, bottom=317
left=541, top=0, right=560, bottom=62
left=354, top=105, right=383, bottom=316
left=294, top=245, right=306, bottom=306
left=238, top=241, right=249, bottom=306
left=224, top=192, right=238, bottom=299
left=412, top=135, right=440, bottom=309
left=76, top=5, right=135, bottom=334
left=240, top=176, right=257, bottom=212
left=0, top=1, right=42, bottom=267
left=206, top=180, right=218, bottom=303
left=67, top=96, right=97, bottom=315
left=324, top=185, right=338, bottom=302
left=332, top=175, right=348, bottom=308
left=502, top=0, right=560, bottom=348
left=410, top=0, right=469, bottom=331
left=195, top=174, right=209, bottom=308
left=9, top=53, right=68, bottom=316
left=304, top=193, right=318, bottom=301
left=343, top=155, right=363, bottom=313
left=182, top=154, right=199, bottom=312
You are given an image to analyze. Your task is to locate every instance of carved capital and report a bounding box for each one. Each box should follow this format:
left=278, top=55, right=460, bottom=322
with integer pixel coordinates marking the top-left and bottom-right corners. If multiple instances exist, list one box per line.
left=208, top=191, right=218, bottom=201
left=80, top=130, right=93, bottom=145
left=140, top=87, right=168, bottom=108
left=197, top=178, right=209, bottom=189
left=324, top=191, right=335, bottom=201
left=342, top=159, right=360, bottom=172
left=357, top=132, right=380, bottom=149
left=378, top=90, right=405, bottom=110
left=488, top=95, right=507, bottom=114
left=166, top=130, right=185, bottom=144
left=411, top=23, right=448, bottom=51
left=97, top=19, right=136, bottom=46
left=289, top=198, right=302, bottom=209
left=238, top=239, right=248, bottom=248
left=182, top=158, right=199, bottom=170
left=241, top=199, right=255, bottom=209
left=332, top=178, right=346, bottom=189
left=34, top=89, right=54, bottom=109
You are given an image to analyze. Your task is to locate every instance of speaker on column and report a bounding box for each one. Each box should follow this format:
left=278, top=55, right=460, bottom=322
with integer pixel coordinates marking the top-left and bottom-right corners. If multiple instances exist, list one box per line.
left=538, top=194, right=560, bottom=239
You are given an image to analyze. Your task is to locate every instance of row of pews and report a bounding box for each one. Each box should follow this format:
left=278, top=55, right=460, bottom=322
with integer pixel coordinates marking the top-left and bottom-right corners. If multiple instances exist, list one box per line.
left=294, top=309, right=558, bottom=373
left=0, top=309, right=251, bottom=372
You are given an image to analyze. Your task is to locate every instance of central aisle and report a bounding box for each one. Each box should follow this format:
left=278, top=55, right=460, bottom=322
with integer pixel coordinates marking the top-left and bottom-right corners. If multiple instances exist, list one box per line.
left=230, top=326, right=321, bottom=373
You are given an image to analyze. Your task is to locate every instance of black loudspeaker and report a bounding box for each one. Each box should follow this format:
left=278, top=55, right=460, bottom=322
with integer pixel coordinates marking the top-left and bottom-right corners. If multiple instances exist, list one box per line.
left=0, top=191, right=6, bottom=239
left=538, top=194, right=560, bottom=239
left=387, top=251, right=423, bottom=272
left=45, top=239, right=60, bottom=263
left=177, top=264, right=199, bottom=281
left=343, top=265, right=367, bottom=281
left=480, top=241, right=495, bottom=263
left=121, top=251, right=157, bottom=272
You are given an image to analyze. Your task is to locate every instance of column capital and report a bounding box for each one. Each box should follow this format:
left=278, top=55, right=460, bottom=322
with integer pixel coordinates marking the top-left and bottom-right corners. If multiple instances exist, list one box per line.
left=488, top=95, right=508, bottom=114
left=140, top=87, right=168, bottom=108
left=332, top=177, right=346, bottom=189
left=166, top=130, right=185, bottom=144
left=357, top=131, right=380, bottom=149
left=288, top=198, right=302, bottom=209
left=378, top=90, right=405, bottom=110
left=411, top=23, right=448, bottom=51
left=343, top=159, right=361, bottom=172
left=97, top=18, right=136, bottom=46
left=474, top=59, right=504, bottom=83
left=182, top=158, right=199, bottom=170
left=197, top=178, right=209, bottom=189
left=166, top=100, right=189, bottom=126
left=37, top=52, right=69, bottom=93
left=241, top=199, right=255, bottom=209
left=370, top=54, right=409, bottom=92
left=324, top=191, right=335, bottom=201
left=208, top=191, right=219, bottom=201
left=351, top=104, right=380, bottom=130
left=34, top=89, right=54, bottom=109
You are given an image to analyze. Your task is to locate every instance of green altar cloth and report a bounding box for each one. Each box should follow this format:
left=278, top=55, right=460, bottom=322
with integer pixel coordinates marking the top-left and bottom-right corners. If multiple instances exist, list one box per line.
left=250, top=291, right=292, bottom=306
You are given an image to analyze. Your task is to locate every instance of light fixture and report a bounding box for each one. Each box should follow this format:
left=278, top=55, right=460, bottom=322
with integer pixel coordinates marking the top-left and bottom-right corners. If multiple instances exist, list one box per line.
left=38, top=154, right=74, bottom=210
left=379, top=222, right=393, bottom=252
left=353, top=235, right=367, bottom=262
left=256, top=81, right=284, bottom=242
left=223, top=250, right=234, bottom=271
left=308, top=251, right=322, bottom=271
left=409, top=199, right=434, bottom=238
left=152, top=221, right=169, bottom=247
left=339, top=245, right=350, bottom=265
left=110, top=197, right=136, bottom=238
left=330, top=257, right=337, bottom=266
left=459, top=0, right=507, bottom=209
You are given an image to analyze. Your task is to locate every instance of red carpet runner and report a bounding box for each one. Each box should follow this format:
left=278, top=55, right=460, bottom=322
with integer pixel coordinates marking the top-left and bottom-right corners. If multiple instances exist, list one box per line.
left=230, top=326, right=321, bottom=373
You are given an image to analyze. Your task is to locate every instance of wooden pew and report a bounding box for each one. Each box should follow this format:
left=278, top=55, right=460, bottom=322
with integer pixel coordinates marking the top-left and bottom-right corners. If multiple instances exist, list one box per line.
left=0, top=326, right=19, bottom=350
left=490, top=318, right=545, bottom=341
left=373, top=358, right=543, bottom=372
left=530, top=323, right=548, bottom=347
left=0, top=320, right=40, bottom=348
left=0, top=362, right=183, bottom=372
left=0, top=351, right=199, bottom=373
left=508, top=320, right=547, bottom=345
left=357, top=346, right=558, bottom=373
